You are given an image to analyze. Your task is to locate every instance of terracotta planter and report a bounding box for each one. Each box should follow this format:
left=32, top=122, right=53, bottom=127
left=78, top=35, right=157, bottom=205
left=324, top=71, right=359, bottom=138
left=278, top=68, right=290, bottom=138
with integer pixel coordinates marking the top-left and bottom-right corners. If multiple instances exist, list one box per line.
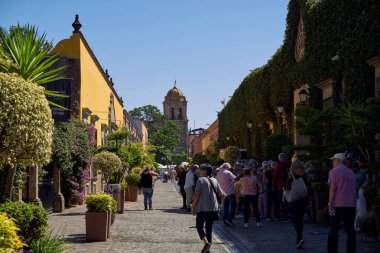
left=128, top=186, right=138, bottom=202
left=85, top=211, right=108, bottom=242
left=373, top=205, right=380, bottom=239
left=119, top=190, right=125, bottom=214
left=125, top=188, right=130, bottom=201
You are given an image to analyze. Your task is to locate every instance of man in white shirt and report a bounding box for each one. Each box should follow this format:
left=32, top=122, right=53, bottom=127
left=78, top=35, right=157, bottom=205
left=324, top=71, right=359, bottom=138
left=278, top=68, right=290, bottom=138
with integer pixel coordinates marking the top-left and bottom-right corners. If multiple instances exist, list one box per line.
left=184, top=165, right=198, bottom=211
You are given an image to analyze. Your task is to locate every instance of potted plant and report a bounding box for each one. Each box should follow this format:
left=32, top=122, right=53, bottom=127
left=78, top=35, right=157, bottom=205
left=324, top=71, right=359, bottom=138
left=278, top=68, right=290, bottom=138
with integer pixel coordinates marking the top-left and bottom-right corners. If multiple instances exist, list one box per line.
left=92, top=151, right=122, bottom=192
left=364, top=185, right=380, bottom=239
left=111, top=198, right=117, bottom=225
left=84, top=193, right=113, bottom=242
left=126, top=173, right=141, bottom=202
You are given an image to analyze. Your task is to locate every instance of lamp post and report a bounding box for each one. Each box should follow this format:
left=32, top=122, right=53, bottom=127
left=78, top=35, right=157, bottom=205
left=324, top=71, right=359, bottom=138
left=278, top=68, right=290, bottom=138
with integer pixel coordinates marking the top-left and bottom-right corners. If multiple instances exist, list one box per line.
left=298, top=88, right=309, bottom=105
left=276, top=102, right=285, bottom=133
left=247, top=121, right=253, bottom=157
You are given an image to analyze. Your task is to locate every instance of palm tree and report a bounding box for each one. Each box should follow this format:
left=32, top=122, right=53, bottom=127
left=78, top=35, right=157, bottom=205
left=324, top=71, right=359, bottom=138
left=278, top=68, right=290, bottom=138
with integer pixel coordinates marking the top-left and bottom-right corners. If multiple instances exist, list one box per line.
left=0, top=24, right=67, bottom=107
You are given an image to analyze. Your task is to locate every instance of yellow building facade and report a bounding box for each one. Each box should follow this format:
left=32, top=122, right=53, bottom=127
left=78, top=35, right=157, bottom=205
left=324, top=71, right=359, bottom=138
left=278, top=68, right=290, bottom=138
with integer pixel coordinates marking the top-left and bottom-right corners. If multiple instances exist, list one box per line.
left=51, top=15, right=124, bottom=146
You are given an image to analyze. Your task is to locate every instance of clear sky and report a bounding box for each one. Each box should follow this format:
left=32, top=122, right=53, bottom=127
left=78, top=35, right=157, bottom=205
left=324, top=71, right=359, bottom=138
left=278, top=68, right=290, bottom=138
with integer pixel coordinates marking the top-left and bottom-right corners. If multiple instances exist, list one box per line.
left=1, top=0, right=289, bottom=130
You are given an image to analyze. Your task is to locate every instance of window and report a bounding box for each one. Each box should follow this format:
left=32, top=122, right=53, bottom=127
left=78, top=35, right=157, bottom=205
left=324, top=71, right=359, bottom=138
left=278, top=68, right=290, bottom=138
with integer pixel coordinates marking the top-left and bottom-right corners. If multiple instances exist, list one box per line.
left=170, top=107, right=175, bottom=120
left=178, top=108, right=183, bottom=120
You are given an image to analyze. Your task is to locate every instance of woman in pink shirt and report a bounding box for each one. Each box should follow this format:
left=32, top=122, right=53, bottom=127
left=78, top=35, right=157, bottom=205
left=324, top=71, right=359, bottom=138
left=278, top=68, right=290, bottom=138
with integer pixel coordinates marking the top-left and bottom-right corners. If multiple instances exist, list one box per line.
left=238, top=168, right=262, bottom=227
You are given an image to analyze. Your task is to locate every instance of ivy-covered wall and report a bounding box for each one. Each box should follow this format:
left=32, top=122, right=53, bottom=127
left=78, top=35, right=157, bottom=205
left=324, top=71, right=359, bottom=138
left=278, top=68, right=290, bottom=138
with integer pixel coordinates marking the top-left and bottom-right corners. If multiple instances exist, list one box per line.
left=218, top=0, right=380, bottom=159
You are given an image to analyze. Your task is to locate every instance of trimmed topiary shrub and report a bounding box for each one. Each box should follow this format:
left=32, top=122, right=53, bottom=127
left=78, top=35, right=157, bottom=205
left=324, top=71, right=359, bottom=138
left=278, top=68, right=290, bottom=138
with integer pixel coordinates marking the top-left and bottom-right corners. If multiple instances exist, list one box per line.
left=223, top=146, right=241, bottom=163
left=0, top=201, right=48, bottom=245
left=263, top=134, right=292, bottom=160
left=93, top=151, right=122, bottom=181
left=84, top=193, right=113, bottom=212
left=126, top=173, right=141, bottom=187
left=0, top=72, right=53, bottom=167
left=131, top=167, right=142, bottom=174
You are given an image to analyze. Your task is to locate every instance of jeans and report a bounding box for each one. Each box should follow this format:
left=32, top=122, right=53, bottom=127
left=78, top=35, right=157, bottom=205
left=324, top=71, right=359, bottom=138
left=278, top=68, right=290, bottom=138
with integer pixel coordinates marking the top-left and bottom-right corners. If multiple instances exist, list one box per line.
left=243, top=195, right=260, bottom=223
left=196, top=211, right=214, bottom=244
left=290, top=197, right=308, bottom=244
left=141, top=187, right=153, bottom=208
left=223, top=194, right=237, bottom=222
left=328, top=207, right=356, bottom=253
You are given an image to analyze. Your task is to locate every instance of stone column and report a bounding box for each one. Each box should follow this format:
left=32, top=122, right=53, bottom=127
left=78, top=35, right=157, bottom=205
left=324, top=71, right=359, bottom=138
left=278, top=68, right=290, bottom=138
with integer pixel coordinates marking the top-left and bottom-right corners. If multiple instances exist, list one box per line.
left=28, top=166, right=42, bottom=206
left=53, top=165, right=65, bottom=213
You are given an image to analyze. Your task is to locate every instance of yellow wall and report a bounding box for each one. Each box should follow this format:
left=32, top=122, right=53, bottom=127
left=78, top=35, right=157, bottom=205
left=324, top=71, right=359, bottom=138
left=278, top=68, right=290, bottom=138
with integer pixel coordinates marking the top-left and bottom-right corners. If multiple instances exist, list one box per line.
left=52, top=33, right=124, bottom=146
left=201, top=119, right=219, bottom=154
left=79, top=38, right=124, bottom=146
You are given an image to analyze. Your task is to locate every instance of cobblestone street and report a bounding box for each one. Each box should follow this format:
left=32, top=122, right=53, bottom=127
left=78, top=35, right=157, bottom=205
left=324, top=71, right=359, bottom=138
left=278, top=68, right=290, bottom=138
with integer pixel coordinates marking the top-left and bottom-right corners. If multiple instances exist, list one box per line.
left=48, top=180, right=380, bottom=253
left=48, top=180, right=231, bottom=253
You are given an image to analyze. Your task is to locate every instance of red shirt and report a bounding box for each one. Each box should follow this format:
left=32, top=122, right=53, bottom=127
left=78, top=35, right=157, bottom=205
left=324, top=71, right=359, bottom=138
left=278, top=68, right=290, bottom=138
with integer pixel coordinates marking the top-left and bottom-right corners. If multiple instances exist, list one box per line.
left=272, top=160, right=290, bottom=190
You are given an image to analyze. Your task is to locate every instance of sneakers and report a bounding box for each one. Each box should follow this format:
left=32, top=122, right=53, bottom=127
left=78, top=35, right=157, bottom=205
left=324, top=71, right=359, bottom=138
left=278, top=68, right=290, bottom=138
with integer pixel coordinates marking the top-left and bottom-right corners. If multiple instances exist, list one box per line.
left=144, top=207, right=148, bottom=210
left=201, top=243, right=211, bottom=253
left=256, top=222, right=263, bottom=227
left=296, top=239, right=304, bottom=249
left=224, top=220, right=234, bottom=226
left=244, top=223, right=249, bottom=228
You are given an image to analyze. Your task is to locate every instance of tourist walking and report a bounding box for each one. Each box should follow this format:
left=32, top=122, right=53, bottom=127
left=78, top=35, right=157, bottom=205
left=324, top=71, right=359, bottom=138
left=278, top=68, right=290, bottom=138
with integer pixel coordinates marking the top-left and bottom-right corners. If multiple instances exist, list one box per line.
left=238, top=168, right=262, bottom=227
left=178, top=166, right=187, bottom=209
left=327, top=153, right=357, bottom=253
left=185, top=165, right=198, bottom=211
left=272, top=152, right=291, bottom=221
left=140, top=168, right=154, bottom=210
left=216, top=162, right=237, bottom=226
left=192, top=164, right=223, bottom=253
left=284, top=160, right=309, bottom=249
left=264, top=161, right=275, bottom=220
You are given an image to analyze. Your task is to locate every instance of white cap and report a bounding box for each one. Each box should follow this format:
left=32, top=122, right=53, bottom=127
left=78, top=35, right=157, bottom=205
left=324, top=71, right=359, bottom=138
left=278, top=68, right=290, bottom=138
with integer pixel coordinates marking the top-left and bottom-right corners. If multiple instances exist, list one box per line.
left=329, top=153, right=345, bottom=161
left=221, top=162, right=231, bottom=169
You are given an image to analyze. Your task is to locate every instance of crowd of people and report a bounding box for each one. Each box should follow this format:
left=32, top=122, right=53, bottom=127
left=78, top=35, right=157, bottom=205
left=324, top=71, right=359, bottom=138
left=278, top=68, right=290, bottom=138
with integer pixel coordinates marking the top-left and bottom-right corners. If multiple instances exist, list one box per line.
left=173, top=151, right=376, bottom=253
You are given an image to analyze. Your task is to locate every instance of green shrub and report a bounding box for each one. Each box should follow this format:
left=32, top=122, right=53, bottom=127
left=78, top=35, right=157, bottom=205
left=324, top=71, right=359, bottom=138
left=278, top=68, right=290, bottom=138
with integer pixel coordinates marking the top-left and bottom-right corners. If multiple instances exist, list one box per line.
left=364, top=186, right=380, bottom=208
left=126, top=173, right=141, bottom=186
left=0, top=201, right=48, bottom=245
left=223, top=146, right=240, bottom=163
left=120, top=182, right=128, bottom=190
left=263, top=134, right=292, bottom=160
left=84, top=194, right=113, bottom=212
left=131, top=167, right=142, bottom=174
left=0, top=212, right=26, bottom=251
left=108, top=171, right=124, bottom=184
left=93, top=151, right=122, bottom=178
left=30, top=230, right=69, bottom=253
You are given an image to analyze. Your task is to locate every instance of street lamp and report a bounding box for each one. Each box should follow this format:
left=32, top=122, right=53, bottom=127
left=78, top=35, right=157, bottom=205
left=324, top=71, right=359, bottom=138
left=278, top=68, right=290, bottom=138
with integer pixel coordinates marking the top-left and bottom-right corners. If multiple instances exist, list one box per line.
left=298, top=88, right=309, bottom=105
left=276, top=102, right=284, bottom=115
left=276, top=102, right=285, bottom=133
left=247, top=121, right=253, bottom=157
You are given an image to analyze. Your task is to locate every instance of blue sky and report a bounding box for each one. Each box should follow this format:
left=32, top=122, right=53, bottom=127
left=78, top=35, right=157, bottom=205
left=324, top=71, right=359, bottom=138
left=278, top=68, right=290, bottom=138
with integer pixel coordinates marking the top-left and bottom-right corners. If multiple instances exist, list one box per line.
left=1, top=0, right=289, bottom=130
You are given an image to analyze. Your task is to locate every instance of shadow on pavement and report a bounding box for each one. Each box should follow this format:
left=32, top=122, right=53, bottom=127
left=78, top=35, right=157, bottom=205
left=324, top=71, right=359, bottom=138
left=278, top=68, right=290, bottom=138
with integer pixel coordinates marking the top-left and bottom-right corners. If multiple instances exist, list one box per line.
left=65, top=233, right=87, bottom=244
left=53, top=212, right=84, bottom=217
left=155, top=208, right=192, bottom=215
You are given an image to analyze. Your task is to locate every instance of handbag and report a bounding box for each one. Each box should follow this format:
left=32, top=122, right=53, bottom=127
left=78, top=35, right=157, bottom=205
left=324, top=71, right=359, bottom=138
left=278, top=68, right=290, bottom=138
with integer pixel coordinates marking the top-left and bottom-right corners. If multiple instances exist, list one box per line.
left=208, top=178, right=221, bottom=221
left=283, top=172, right=307, bottom=203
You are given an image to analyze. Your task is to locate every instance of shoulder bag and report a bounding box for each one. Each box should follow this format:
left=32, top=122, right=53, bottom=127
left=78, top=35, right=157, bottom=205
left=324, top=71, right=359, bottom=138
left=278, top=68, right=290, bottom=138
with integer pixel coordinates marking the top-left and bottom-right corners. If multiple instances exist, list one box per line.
left=283, top=172, right=307, bottom=203
left=208, top=178, right=221, bottom=221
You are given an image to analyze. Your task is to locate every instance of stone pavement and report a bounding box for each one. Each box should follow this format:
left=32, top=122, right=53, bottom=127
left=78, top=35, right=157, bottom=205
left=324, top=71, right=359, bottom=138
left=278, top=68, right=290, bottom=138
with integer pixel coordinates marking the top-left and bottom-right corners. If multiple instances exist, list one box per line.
left=48, top=180, right=231, bottom=253
left=49, top=179, right=380, bottom=253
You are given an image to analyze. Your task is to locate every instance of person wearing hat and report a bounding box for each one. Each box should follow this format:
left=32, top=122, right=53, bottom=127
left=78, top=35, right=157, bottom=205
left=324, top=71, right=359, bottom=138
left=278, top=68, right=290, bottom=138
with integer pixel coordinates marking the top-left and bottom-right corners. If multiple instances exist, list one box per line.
left=216, top=162, right=237, bottom=226
left=327, top=153, right=357, bottom=253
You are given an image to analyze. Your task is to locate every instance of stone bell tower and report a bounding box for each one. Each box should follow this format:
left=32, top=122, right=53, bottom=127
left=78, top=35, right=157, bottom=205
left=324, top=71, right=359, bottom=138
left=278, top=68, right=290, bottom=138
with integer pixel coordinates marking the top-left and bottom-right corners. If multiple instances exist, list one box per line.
left=163, top=81, right=188, bottom=153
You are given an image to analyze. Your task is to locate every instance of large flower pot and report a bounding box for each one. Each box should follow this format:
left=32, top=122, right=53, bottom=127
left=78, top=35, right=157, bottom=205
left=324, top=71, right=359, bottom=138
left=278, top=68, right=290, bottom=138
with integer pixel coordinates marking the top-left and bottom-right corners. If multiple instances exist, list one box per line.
left=373, top=205, right=380, bottom=240
left=128, top=186, right=138, bottom=202
left=85, top=211, right=108, bottom=242
left=125, top=188, right=130, bottom=201
left=119, top=190, right=125, bottom=214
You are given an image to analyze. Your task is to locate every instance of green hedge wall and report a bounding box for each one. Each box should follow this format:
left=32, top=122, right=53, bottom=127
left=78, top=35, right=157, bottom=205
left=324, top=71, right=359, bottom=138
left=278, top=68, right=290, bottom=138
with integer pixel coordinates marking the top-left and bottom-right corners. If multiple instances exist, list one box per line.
left=219, top=0, right=380, bottom=159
